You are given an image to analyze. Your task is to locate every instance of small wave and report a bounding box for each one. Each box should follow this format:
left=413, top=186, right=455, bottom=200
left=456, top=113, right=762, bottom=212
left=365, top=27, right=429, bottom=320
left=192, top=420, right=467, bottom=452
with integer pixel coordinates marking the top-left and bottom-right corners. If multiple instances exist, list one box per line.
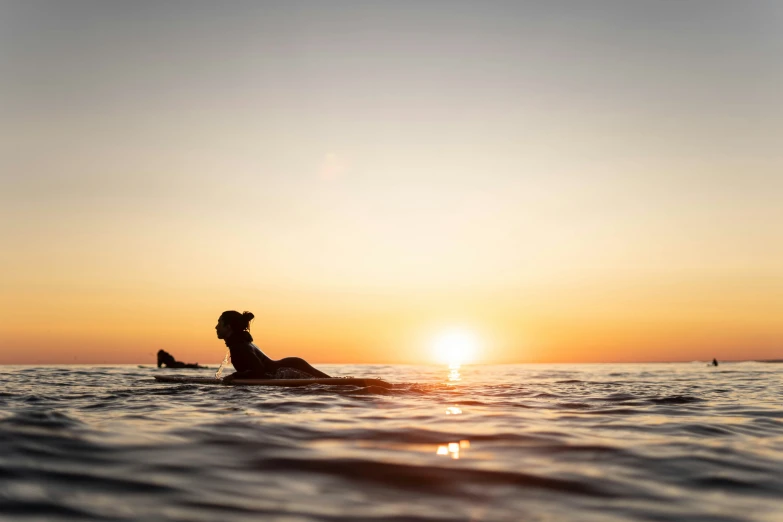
left=603, top=393, right=638, bottom=402
left=0, top=410, right=84, bottom=430
left=532, top=392, right=560, bottom=399
left=584, top=407, right=645, bottom=416
left=1, top=500, right=104, bottom=520
left=254, top=457, right=618, bottom=499
left=680, top=423, right=737, bottom=437
left=556, top=402, right=592, bottom=409
left=647, top=395, right=704, bottom=405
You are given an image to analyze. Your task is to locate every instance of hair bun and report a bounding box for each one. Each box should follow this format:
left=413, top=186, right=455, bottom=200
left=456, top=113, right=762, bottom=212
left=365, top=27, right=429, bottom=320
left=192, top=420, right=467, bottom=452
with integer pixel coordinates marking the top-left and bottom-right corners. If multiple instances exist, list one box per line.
left=242, top=311, right=255, bottom=322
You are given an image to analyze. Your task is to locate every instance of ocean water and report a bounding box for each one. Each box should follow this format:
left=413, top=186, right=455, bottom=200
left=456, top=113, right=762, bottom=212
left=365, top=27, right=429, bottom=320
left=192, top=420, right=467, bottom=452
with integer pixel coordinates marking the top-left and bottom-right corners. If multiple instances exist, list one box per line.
left=1, top=363, right=782, bottom=522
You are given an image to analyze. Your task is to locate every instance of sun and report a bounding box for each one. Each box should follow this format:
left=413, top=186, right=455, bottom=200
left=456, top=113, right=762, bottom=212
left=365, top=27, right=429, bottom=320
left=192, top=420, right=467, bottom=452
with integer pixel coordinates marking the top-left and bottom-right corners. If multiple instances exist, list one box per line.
left=432, top=329, right=480, bottom=366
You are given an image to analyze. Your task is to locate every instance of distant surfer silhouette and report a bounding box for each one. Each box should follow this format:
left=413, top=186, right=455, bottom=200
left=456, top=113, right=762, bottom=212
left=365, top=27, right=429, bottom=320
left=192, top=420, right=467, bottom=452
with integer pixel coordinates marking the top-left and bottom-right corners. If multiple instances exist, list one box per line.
left=712, top=358, right=719, bottom=367
left=157, top=350, right=205, bottom=369
left=216, top=310, right=330, bottom=383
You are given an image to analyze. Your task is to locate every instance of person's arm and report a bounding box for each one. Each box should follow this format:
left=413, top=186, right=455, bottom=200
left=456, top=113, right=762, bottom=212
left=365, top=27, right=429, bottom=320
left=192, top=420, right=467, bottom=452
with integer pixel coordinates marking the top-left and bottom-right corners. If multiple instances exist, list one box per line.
left=222, top=369, right=266, bottom=383
left=223, top=370, right=251, bottom=383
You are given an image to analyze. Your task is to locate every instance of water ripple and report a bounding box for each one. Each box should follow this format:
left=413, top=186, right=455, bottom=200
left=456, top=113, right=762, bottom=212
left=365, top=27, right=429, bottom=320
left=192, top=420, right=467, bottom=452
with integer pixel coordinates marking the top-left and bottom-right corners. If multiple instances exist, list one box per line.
left=0, top=363, right=781, bottom=521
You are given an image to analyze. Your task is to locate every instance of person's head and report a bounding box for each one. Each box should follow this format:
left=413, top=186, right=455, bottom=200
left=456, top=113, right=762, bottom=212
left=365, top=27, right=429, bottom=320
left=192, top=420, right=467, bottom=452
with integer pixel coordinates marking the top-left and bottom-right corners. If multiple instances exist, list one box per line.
left=216, top=310, right=254, bottom=339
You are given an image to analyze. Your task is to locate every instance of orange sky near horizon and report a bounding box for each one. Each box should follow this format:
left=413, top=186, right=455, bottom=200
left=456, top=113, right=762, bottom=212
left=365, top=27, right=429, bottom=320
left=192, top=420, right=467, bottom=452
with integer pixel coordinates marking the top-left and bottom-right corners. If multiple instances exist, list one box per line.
left=1, top=2, right=782, bottom=365
left=2, top=272, right=781, bottom=365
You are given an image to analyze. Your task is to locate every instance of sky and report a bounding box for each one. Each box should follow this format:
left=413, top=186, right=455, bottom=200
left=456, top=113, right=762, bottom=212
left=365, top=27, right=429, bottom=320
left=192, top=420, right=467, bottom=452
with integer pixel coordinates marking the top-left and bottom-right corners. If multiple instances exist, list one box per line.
left=1, top=1, right=781, bottom=365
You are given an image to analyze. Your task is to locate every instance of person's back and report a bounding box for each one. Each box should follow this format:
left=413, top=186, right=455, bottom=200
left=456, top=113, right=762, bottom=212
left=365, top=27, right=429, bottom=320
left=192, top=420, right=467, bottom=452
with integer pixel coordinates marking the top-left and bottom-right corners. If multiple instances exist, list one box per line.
left=224, top=330, right=273, bottom=376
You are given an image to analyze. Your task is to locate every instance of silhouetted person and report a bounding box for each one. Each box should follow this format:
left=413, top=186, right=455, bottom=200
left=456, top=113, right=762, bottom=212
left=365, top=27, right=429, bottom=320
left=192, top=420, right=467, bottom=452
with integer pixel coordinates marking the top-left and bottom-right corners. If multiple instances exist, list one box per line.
left=216, top=310, right=330, bottom=383
left=157, top=350, right=205, bottom=369
left=712, top=358, right=719, bottom=367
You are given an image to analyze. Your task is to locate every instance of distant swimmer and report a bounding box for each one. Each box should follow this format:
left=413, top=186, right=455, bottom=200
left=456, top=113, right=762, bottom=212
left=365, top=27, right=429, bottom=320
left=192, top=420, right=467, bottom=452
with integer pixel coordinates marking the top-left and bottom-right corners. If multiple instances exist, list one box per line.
left=157, top=350, right=205, bottom=369
left=216, top=310, right=330, bottom=383
left=712, top=358, right=719, bottom=367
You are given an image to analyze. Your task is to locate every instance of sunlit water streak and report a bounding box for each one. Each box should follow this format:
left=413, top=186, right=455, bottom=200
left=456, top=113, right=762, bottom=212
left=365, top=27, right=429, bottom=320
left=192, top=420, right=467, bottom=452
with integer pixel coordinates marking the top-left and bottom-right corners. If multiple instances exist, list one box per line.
left=448, top=363, right=461, bottom=382
left=1, top=362, right=782, bottom=521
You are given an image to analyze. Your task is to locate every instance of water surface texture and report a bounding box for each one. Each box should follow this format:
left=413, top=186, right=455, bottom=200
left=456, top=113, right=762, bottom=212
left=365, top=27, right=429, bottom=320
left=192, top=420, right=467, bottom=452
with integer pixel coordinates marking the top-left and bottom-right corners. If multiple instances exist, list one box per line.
left=1, top=363, right=782, bottom=521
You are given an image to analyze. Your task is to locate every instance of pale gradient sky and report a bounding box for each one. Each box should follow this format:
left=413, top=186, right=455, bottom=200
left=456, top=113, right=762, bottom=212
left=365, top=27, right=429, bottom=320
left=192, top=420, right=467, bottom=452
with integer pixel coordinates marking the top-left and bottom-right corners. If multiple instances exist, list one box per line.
left=1, top=1, right=781, bottom=364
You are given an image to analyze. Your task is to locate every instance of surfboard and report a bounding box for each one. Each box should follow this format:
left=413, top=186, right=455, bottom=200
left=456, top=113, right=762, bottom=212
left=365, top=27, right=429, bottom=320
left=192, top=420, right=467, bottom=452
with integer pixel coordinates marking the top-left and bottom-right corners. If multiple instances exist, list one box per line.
left=154, top=375, right=393, bottom=389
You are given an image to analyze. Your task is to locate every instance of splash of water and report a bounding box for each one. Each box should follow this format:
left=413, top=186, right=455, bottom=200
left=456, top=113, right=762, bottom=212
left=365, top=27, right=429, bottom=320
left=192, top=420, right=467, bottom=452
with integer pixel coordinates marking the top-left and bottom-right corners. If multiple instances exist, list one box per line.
left=215, top=349, right=230, bottom=379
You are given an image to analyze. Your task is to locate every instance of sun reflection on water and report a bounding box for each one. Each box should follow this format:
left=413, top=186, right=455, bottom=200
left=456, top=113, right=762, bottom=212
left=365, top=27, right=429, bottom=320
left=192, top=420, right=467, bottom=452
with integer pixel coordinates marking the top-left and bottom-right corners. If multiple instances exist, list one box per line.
left=447, top=364, right=461, bottom=382
left=436, top=440, right=471, bottom=459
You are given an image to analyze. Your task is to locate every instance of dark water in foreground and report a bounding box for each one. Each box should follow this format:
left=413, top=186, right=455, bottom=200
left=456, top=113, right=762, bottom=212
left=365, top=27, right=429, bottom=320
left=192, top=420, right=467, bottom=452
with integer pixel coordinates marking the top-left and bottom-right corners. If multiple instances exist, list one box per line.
left=1, top=363, right=782, bottom=522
